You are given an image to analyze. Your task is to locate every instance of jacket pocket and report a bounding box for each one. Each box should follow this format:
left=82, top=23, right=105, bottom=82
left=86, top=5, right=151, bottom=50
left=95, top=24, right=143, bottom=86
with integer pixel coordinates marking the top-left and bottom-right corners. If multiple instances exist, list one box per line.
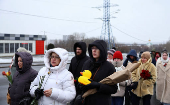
left=142, top=80, right=151, bottom=90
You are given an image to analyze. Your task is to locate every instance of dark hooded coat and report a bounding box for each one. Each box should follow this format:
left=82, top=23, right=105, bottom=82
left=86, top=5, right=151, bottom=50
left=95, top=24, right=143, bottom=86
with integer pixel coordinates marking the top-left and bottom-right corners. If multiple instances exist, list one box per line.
left=9, top=52, right=38, bottom=105
left=69, top=42, right=89, bottom=95
left=123, top=49, right=138, bottom=67
left=82, top=40, right=118, bottom=105
left=152, top=52, right=161, bottom=66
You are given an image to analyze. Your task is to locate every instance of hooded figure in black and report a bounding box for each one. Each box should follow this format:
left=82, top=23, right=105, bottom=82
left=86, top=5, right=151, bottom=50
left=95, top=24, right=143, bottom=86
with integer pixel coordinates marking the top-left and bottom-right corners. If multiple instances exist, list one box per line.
left=152, top=51, right=161, bottom=66
left=9, top=52, right=38, bottom=105
left=123, top=49, right=138, bottom=67
left=80, top=40, right=118, bottom=105
left=69, top=42, right=89, bottom=96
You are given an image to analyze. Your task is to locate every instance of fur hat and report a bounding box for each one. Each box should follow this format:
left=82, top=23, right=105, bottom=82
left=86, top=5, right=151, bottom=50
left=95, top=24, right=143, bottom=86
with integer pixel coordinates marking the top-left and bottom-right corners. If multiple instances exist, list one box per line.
left=107, top=49, right=116, bottom=56
left=113, top=51, right=123, bottom=60
left=141, top=51, right=151, bottom=60
left=17, top=47, right=31, bottom=54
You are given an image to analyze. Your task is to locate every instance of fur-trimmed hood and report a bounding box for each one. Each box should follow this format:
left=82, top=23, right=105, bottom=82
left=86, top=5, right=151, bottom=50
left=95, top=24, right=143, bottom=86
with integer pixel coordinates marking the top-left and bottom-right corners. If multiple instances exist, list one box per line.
left=44, top=48, right=68, bottom=72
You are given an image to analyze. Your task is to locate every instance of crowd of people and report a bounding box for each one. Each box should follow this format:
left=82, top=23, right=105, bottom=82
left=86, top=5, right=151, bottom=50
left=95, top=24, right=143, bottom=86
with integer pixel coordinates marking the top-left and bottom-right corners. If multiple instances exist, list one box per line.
left=5, top=40, right=170, bottom=105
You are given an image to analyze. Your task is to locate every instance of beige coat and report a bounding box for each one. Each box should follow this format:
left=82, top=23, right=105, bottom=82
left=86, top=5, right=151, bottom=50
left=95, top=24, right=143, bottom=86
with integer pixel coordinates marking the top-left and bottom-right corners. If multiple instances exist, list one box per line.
left=111, top=66, right=126, bottom=97
left=156, top=60, right=170, bottom=103
left=131, top=58, right=157, bottom=97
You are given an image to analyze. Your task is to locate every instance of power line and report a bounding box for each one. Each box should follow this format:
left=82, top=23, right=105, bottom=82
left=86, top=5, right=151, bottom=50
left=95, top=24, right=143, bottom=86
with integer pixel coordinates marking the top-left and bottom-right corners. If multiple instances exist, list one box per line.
left=85, top=27, right=101, bottom=34
left=0, top=9, right=97, bottom=23
left=111, top=25, right=148, bottom=42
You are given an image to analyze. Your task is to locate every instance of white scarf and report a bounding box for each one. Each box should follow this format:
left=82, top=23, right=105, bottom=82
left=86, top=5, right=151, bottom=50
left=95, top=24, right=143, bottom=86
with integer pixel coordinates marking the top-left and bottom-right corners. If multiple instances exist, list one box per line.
left=107, top=59, right=113, bottom=63
left=161, top=55, right=169, bottom=68
left=115, top=65, right=123, bottom=72
left=115, top=65, right=123, bottom=91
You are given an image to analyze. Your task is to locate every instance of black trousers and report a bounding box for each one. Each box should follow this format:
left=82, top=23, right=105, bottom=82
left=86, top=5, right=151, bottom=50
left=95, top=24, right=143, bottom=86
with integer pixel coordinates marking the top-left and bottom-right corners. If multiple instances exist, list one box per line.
left=131, top=92, right=151, bottom=105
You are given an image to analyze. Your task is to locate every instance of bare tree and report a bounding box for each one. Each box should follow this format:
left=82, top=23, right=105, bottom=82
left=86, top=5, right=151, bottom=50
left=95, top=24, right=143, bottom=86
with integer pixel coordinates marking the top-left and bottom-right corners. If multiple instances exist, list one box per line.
left=53, top=33, right=170, bottom=53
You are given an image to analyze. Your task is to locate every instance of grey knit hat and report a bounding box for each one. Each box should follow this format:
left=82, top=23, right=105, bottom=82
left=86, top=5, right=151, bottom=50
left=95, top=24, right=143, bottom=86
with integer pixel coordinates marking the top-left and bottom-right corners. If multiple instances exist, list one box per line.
left=107, top=49, right=116, bottom=56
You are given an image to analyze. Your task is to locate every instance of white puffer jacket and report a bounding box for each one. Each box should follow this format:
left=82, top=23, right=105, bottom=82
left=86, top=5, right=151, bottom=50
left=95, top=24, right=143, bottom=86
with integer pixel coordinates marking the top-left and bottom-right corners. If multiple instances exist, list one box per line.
left=30, top=48, right=76, bottom=105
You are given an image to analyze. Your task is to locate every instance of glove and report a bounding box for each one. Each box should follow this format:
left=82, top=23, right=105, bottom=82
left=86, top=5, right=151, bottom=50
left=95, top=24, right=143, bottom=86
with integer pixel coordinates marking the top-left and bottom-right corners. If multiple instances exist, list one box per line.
left=74, top=95, right=84, bottom=105
left=19, top=97, right=32, bottom=105
left=35, top=88, right=44, bottom=100
left=131, top=82, right=138, bottom=90
left=77, top=83, right=89, bottom=93
left=84, top=79, right=101, bottom=91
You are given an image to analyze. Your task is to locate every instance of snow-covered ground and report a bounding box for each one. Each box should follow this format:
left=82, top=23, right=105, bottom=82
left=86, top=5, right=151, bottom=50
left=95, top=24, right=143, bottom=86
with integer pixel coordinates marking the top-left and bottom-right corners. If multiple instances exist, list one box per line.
left=0, top=53, right=128, bottom=63
left=0, top=54, right=75, bottom=63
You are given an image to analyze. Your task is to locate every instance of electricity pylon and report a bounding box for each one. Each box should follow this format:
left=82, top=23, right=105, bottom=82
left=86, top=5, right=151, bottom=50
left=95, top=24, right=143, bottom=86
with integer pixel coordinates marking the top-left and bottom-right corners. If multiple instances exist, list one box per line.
left=93, top=1, right=118, bottom=49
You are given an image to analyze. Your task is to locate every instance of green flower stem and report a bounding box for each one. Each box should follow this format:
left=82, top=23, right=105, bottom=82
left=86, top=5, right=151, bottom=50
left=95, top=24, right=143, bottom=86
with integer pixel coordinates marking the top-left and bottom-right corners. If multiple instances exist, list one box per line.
left=30, top=75, right=45, bottom=105
left=7, top=75, right=12, bottom=84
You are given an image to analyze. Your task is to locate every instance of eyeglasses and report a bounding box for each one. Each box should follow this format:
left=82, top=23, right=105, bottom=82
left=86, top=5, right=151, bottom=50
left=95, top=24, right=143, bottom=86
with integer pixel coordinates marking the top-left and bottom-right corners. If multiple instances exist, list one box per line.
left=50, top=56, right=60, bottom=59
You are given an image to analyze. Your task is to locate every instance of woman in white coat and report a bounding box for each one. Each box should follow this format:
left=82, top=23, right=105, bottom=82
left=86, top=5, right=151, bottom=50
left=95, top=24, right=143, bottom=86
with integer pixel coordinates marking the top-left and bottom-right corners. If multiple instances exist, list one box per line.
left=156, top=50, right=170, bottom=105
left=30, top=48, right=76, bottom=105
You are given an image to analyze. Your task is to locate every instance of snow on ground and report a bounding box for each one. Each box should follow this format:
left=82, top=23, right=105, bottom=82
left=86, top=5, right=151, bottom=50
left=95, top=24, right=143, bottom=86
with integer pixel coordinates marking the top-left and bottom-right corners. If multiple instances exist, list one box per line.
left=0, top=53, right=128, bottom=63
left=0, top=58, right=12, bottom=63
left=0, top=54, right=75, bottom=63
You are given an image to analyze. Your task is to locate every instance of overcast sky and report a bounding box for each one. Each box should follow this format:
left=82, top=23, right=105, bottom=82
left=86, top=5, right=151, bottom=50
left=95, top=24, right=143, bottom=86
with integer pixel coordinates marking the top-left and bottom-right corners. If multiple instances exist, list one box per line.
left=0, top=0, right=169, bottom=44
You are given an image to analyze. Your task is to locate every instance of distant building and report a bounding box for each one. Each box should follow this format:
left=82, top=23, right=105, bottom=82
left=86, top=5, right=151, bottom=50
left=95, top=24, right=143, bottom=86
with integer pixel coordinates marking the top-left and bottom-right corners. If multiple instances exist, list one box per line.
left=0, top=33, right=46, bottom=56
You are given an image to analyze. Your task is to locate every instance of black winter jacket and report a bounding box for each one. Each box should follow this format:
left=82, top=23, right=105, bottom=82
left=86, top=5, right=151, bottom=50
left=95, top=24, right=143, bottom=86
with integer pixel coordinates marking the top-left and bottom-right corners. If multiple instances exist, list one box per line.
left=9, top=52, right=38, bottom=105
left=82, top=40, right=118, bottom=105
left=69, top=42, right=89, bottom=95
left=123, top=49, right=138, bottom=67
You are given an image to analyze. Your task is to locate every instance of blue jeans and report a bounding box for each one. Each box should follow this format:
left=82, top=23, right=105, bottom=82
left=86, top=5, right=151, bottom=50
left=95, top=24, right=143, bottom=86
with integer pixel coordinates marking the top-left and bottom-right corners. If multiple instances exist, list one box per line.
left=111, top=97, right=124, bottom=105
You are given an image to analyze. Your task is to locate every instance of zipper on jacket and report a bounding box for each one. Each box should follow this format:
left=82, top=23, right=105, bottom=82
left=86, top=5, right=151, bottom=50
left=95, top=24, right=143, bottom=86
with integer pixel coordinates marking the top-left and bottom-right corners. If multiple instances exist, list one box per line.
left=42, top=69, right=51, bottom=89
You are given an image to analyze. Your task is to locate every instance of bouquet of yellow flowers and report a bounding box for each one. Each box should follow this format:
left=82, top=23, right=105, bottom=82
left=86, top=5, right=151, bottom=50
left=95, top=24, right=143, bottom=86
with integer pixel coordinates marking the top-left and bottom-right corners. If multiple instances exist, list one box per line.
left=2, top=71, right=12, bottom=84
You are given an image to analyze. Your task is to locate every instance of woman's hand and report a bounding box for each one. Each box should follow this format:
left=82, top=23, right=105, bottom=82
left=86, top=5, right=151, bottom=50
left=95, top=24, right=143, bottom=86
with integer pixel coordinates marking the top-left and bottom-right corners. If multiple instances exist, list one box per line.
left=44, top=89, right=52, bottom=97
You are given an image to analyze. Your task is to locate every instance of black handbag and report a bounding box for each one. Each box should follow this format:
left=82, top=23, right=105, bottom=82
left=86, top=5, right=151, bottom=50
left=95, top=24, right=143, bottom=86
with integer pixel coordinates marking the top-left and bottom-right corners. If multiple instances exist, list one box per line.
left=19, top=97, right=33, bottom=105
left=74, top=95, right=85, bottom=105
left=124, top=83, right=132, bottom=105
